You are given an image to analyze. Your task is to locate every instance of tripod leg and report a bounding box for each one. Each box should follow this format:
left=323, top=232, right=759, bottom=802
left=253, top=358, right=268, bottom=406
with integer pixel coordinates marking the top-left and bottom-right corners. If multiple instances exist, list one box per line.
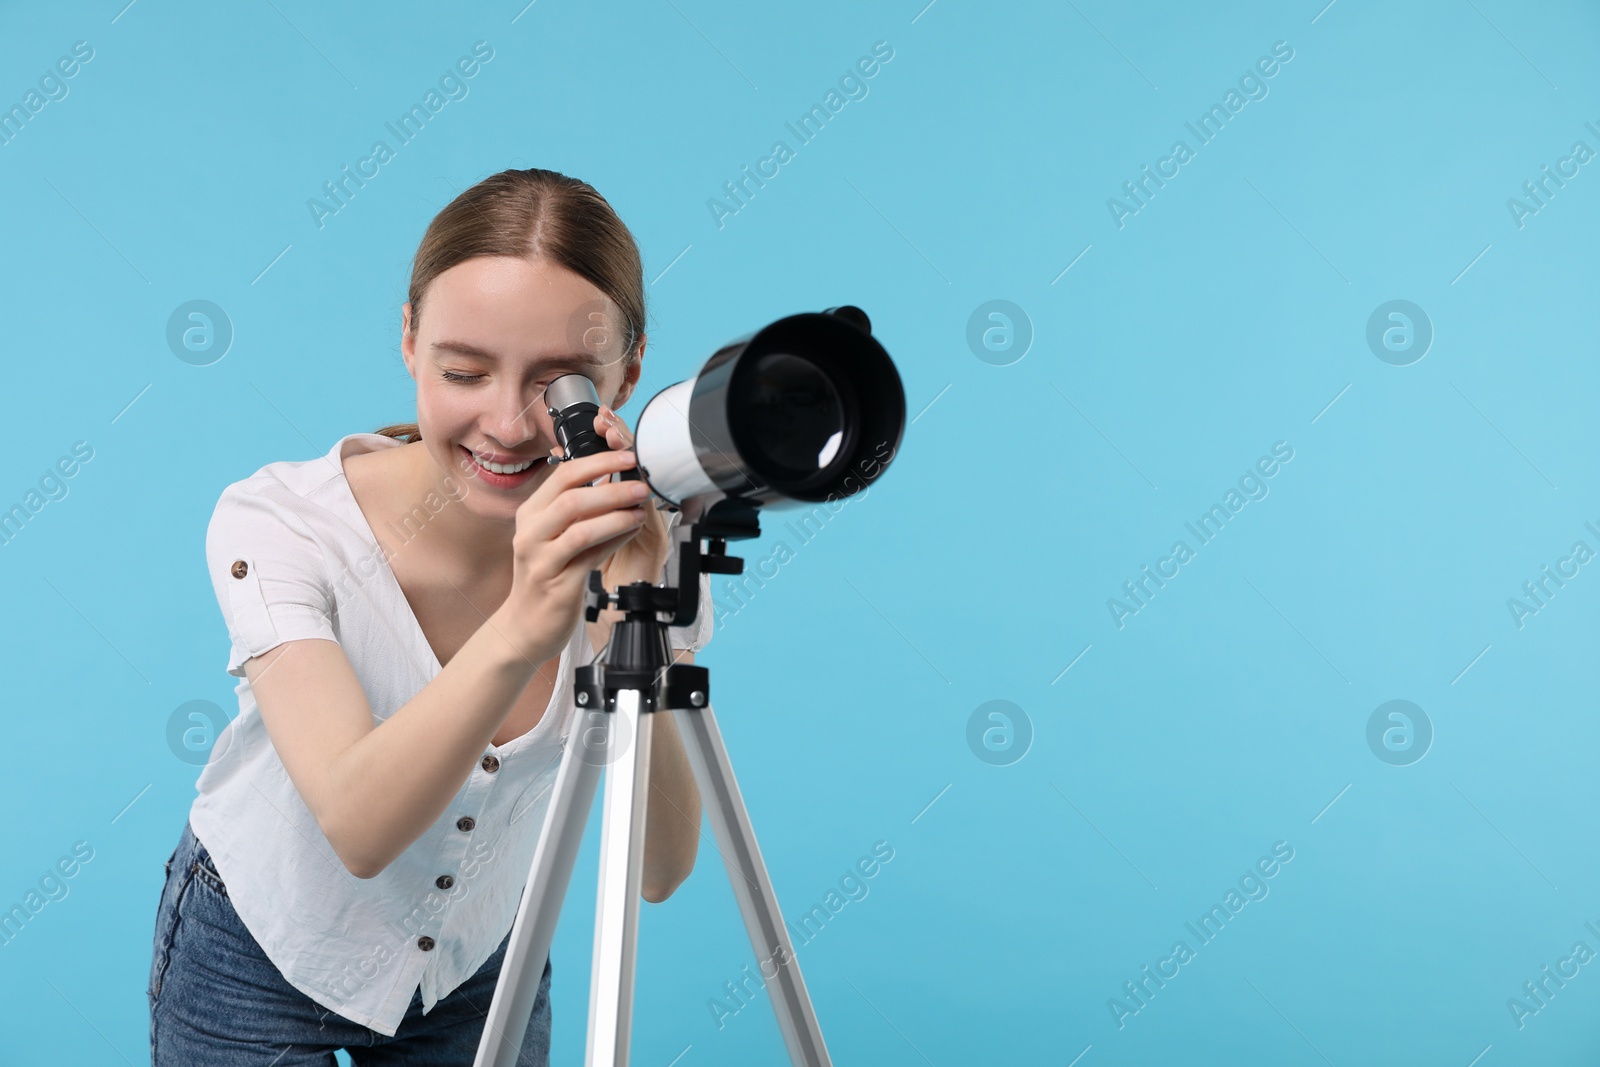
left=474, top=705, right=604, bottom=1067
left=673, top=702, right=832, bottom=1067
left=587, top=688, right=655, bottom=1067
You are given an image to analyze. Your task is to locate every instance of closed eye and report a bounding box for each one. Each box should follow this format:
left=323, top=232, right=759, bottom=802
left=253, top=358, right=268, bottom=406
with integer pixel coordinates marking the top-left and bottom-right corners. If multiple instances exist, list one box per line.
left=442, top=369, right=582, bottom=388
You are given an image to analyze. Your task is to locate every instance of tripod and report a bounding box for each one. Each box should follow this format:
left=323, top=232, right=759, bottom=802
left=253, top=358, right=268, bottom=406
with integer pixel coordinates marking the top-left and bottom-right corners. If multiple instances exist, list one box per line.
left=472, top=500, right=831, bottom=1067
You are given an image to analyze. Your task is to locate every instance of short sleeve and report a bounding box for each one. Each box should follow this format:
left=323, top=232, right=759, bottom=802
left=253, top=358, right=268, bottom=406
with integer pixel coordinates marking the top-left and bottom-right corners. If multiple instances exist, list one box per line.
left=205, top=482, right=338, bottom=677
left=661, top=509, right=715, bottom=654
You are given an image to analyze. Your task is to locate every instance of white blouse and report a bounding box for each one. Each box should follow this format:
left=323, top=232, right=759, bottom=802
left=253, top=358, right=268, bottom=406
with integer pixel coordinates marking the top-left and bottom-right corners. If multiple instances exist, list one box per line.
left=188, top=431, right=712, bottom=1037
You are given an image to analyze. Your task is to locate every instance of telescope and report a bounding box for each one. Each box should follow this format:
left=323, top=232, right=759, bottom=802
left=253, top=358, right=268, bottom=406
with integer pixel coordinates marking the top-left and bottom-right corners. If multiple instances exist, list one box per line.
left=473, top=305, right=905, bottom=1066
left=545, top=304, right=905, bottom=531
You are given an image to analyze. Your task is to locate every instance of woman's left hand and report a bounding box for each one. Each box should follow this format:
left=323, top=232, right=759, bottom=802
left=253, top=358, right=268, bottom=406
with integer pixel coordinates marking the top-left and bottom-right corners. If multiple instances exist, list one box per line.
left=553, top=405, right=671, bottom=598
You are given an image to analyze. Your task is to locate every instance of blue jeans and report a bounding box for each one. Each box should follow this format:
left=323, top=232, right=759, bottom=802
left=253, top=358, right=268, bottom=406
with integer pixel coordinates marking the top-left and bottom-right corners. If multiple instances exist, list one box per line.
left=148, top=818, right=552, bottom=1066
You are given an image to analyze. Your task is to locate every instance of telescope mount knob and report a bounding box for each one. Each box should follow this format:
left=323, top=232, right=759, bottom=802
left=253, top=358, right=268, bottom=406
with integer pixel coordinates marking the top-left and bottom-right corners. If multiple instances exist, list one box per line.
left=822, top=305, right=871, bottom=334
left=583, top=569, right=616, bottom=622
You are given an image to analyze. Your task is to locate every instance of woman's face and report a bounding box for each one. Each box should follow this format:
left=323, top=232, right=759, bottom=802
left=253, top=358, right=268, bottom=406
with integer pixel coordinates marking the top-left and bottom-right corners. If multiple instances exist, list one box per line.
left=401, top=254, right=642, bottom=519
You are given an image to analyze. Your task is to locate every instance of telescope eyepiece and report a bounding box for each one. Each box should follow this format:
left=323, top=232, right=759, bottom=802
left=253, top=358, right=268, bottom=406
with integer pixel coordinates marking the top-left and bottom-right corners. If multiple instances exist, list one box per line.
left=545, top=373, right=608, bottom=460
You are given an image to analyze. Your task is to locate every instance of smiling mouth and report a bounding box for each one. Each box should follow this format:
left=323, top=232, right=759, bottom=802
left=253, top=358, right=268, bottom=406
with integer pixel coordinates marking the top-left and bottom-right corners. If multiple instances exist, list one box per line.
left=459, top=445, right=543, bottom=477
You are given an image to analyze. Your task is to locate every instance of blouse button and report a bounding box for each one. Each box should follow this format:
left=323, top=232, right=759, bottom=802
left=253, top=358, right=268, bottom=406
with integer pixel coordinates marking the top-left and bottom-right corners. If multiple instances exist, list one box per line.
left=436, top=874, right=454, bottom=890
left=456, top=816, right=475, bottom=832
left=230, top=560, right=249, bottom=579
left=417, top=936, right=435, bottom=951
left=481, top=755, right=500, bottom=774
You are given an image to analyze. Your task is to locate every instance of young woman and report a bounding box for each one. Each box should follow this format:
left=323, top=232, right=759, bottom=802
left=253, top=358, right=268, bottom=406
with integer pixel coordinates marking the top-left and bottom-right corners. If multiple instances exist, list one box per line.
left=148, top=168, right=711, bottom=1065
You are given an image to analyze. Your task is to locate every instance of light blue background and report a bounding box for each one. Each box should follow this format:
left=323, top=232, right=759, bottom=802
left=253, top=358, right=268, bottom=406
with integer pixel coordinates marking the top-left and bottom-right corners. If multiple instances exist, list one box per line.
left=2, top=0, right=1597, bottom=1063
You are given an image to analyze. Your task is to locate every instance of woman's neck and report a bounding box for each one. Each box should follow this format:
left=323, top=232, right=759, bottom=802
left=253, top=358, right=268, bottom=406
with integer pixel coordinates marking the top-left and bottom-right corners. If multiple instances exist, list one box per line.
left=364, top=440, right=517, bottom=585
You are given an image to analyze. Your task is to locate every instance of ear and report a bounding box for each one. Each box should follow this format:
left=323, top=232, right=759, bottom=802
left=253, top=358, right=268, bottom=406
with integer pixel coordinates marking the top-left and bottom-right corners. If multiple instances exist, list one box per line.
left=401, top=303, right=417, bottom=380
left=609, top=332, right=646, bottom=410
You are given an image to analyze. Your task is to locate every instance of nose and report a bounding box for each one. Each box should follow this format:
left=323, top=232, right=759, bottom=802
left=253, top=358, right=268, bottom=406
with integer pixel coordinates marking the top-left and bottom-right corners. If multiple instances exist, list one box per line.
left=482, top=382, right=547, bottom=451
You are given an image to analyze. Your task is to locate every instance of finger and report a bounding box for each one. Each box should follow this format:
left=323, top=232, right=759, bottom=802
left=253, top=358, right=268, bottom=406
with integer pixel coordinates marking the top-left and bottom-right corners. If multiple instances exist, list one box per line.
left=591, top=414, right=624, bottom=451
left=561, top=509, right=650, bottom=571
left=599, top=406, right=635, bottom=448
left=534, top=448, right=637, bottom=497
left=572, top=535, right=638, bottom=582
left=521, top=471, right=650, bottom=544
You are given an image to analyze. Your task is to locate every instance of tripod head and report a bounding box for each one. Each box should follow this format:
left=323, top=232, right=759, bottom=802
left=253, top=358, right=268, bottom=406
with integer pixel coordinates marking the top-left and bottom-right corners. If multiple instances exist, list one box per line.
left=574, top=497, right=761, bottom=716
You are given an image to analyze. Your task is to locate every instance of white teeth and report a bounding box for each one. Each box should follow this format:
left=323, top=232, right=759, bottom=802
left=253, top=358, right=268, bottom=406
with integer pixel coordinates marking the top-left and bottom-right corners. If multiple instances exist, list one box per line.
left=473, top=453, right=535, bottom=475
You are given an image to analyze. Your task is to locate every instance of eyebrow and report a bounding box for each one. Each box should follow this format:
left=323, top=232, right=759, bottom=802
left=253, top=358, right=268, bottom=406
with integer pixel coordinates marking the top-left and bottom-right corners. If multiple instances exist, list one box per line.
left=430, top=340, right=609, bottom=368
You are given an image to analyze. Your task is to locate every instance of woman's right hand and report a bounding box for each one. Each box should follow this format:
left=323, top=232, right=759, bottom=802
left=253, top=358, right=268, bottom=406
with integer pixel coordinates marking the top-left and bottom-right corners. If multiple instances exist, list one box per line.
left=498, top=448, right=651, bottom=663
